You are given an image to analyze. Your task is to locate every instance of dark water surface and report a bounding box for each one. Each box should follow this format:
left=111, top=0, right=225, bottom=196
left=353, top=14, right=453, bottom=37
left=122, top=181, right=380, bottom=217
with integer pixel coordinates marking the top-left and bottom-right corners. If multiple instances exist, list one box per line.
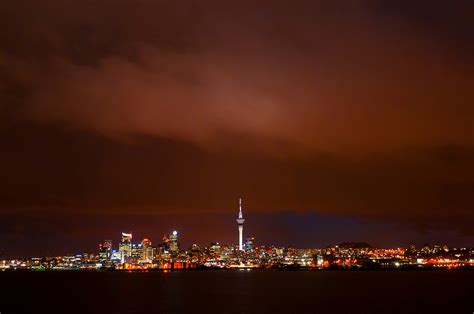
left=0, top=270, right=472, bottom=314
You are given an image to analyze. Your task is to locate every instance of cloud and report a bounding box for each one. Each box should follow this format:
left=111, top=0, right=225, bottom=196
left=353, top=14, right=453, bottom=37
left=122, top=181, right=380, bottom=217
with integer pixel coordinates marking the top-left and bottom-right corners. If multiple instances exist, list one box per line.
left=0, top=1, right=473, bottom=247
left=1, top=0, right=473, bottom=156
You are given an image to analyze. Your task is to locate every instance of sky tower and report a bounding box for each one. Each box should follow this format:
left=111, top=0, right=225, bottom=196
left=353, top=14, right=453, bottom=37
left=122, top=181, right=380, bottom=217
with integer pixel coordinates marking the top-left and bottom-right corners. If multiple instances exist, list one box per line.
left=236, top=198, right=245, bottom=250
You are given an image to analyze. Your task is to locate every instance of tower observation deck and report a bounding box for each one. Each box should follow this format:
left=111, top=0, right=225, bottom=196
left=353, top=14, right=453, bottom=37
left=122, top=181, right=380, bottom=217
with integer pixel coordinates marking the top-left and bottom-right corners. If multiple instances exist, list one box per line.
left=236, top=198, right=245, bottom=250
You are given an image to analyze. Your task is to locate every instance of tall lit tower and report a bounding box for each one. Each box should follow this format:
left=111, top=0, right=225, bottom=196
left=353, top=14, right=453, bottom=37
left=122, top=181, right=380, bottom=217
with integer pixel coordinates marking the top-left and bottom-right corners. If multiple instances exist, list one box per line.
left=236, top=198, right=245, bottom=250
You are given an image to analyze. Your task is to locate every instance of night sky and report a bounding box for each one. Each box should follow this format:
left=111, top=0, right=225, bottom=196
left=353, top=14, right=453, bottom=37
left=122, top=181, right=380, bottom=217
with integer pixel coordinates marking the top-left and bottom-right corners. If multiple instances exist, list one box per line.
left=1, top=1, right=473, bottom=257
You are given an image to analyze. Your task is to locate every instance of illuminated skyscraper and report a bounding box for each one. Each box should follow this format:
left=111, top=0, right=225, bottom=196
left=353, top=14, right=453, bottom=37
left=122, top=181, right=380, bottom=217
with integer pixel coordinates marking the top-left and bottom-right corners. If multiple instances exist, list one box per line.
left=244, top=237, right=254, bottom=252
left=169, top=230, right=179, bottom=253
left=119, top=232, right=132, bottom=263
left=236, top=198, right=245, bottom=250
left=131, top=243, right=142, bottom=260
left=98, top=240, right=112, bottom=261
left=121, top=232, right=132, bottom=243
left=141, top=238, right=154, bottom=262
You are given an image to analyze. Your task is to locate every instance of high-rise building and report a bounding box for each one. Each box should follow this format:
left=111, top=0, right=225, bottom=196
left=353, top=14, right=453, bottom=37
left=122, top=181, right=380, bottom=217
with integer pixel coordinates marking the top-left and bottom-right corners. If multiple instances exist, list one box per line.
left=141, top=238, right=154, bottom=262
left=119, top=232, right=132, bottom=263
left=159, top=231, right=180, bottom=255
left=161, top=235, right=170, bottom=253
left=236, top=198, right=245, bottom=250
left=131, top=243, right=142, bottom=260
left=98, top=240, right=112, bottom=261
left=169, top=230, right=179, bottom=253
left=244, top=237, right=254, bottom=252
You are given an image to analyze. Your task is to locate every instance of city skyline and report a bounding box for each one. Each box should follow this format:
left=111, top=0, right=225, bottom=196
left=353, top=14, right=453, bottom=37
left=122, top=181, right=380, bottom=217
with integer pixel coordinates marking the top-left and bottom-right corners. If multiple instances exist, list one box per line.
left=2, top=198, right=473, bottom=271
left=2, top=214, right=473, bottom=271
left=1, top=198, right=473, bottom=260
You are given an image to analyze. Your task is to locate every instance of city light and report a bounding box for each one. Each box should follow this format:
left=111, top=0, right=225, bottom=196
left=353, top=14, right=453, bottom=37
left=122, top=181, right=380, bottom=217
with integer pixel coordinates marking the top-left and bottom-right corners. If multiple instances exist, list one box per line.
left=0, top=199, right=472, bottom=271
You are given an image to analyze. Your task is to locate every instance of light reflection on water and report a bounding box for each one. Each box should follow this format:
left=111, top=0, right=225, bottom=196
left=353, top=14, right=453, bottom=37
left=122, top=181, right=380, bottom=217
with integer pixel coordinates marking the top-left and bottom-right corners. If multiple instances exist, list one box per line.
left=0, top=270, right=472, bottom=314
